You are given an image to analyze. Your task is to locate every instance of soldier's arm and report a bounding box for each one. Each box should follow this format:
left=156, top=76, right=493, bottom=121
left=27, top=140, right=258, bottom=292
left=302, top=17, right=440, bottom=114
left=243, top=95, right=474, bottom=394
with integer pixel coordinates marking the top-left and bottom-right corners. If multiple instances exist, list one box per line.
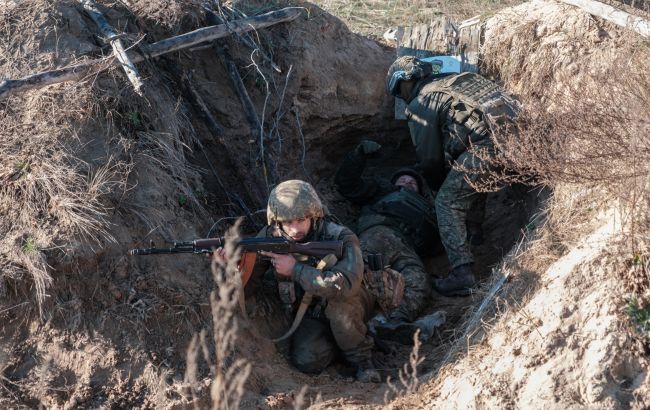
left=291, top=229, right=363, bottom=299
left=334, top=147, right=388, bottom=205
left=407, top=92, right=452, bottom=191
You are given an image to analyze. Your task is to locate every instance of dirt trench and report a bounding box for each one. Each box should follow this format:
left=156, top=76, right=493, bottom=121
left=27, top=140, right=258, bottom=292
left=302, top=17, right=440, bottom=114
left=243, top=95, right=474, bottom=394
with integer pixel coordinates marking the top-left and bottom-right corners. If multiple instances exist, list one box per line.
left=0, top=1, right=553, bottom=409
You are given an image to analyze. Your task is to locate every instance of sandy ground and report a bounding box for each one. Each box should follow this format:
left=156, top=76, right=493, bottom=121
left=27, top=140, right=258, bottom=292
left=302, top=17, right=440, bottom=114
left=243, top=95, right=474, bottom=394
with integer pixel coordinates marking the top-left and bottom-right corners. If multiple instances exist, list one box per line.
left=0, top=1, right=648, bottom=409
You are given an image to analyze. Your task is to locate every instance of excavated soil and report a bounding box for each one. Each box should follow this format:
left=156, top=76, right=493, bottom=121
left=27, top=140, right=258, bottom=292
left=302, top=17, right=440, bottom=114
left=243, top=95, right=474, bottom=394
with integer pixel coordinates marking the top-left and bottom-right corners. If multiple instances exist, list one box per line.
left=0, top=0, right=648, bottom=409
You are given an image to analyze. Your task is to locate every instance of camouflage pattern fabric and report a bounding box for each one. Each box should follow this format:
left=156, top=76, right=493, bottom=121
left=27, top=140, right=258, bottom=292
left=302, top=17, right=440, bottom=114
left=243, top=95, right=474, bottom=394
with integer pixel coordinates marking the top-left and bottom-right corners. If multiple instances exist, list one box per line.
left=403, top=72, right=517, bottom=269
left=435, top=140, right=493, bottom=269
left=363, top=266, right=404, bottom=314
left=258, top=218, right=376, bottom=371
left=291, top=284, right=376, bottom=372
left=267, top=179, right=324, bottom=224
left=359, top=225, right=430, bottom=322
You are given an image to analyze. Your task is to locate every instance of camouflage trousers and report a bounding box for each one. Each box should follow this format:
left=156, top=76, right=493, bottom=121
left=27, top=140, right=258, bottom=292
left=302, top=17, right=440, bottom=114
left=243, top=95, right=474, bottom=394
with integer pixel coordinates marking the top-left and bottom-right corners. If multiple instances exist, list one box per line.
left=436, top=142, right=492, bottom=269
left=290, top=287, right=376, bottom=373
left=359, top=225, right=430, bottom=322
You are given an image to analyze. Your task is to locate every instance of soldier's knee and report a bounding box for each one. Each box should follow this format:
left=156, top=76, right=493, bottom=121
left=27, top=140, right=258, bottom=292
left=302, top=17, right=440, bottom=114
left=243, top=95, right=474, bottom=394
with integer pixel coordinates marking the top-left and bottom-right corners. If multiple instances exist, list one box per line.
left=290, top=317, right=337, bottom=374
left=325, top=297, right=356, bottom=319
left=291, top=336, right=337, bottom=374
left=291, top=352, right=333, bottom=374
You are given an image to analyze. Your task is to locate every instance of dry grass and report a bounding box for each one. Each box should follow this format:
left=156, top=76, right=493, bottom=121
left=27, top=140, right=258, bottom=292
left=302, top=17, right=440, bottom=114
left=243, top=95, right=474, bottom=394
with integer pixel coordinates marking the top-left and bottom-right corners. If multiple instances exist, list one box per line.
left=309, top=0, right=525, bottom=38
left=184, top=222, right=251, bottom=409
left=384, top=329, right=425, bottom=403
left=0, top=0, right=210, bottom=317
left=478, top=3, right=650, bottom=294
left=0, top=83, right=128, bottom=316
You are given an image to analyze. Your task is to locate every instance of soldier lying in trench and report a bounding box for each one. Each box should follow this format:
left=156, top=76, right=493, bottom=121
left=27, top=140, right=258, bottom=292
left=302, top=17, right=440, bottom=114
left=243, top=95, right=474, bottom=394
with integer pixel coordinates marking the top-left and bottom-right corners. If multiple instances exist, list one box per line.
left=335, top=140, right=447, bottom=342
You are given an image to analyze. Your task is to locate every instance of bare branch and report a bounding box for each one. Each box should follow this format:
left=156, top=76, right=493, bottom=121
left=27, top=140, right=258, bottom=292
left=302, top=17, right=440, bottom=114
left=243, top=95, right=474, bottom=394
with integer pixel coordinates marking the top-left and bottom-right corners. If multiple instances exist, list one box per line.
left=0, top=7, right=303, bottom=99
left=80, top=0, right=145, bottom=95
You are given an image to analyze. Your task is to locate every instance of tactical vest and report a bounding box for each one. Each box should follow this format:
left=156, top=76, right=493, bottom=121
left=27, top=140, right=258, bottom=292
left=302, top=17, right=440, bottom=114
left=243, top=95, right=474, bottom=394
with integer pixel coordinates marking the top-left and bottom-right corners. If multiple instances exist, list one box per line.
left=419, top=72, right=521, bottom=159
left=357, top=189, right=437, bottom=254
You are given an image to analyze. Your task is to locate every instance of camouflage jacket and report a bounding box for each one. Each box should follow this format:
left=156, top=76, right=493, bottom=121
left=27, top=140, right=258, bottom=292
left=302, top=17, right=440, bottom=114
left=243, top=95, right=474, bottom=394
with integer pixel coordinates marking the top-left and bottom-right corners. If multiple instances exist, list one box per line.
left=405, top=72, right=516, bottom=191
left=257, top=219, right=364, bottom=301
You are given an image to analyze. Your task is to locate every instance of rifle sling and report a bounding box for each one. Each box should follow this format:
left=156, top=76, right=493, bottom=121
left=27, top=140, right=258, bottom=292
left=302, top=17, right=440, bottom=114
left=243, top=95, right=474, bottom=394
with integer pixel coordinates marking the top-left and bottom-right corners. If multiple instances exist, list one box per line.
left=271, top=292, right=313, bottom=343
left=269, top=254, right=337, bottom=342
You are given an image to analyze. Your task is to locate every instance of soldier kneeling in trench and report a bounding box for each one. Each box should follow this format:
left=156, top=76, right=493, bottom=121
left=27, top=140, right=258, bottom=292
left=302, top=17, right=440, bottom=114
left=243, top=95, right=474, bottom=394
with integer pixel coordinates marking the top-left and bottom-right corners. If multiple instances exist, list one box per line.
left=230, top=179, right=381, bottom=382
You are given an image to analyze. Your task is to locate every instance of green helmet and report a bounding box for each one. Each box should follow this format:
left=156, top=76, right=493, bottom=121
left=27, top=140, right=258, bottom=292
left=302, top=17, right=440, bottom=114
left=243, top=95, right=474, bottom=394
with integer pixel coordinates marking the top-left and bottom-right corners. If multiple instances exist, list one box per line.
left=386, top=56, right=433, bottom=96
left=267, top=180, right=324, bottom=224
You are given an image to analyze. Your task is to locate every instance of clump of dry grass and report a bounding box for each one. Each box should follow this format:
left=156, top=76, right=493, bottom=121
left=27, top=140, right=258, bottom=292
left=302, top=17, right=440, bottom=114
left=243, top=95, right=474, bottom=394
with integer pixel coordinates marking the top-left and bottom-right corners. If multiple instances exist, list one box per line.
left=0, top=0, right=210, bottom=316
left=0, top=83, right=130, bottom=316
left=184, top=222, right=251, bottom=409
left=119, top=0, right=206, bottom=30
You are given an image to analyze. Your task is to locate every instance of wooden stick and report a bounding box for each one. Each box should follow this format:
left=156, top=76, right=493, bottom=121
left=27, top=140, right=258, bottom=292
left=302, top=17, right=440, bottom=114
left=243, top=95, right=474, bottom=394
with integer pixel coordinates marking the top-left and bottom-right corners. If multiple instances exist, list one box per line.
left=0, top=7, right=302, bottom=99
left=209, top=6, right=282, bottom=73
left=215, top=45, right=263, bottom=142
left=80, top=0, right=145, bottom=95
left=182, top=73, right=267, bottom=207
left=558, top=0, right=650, bottom=38
left=205, top=11, right=263, bottom=143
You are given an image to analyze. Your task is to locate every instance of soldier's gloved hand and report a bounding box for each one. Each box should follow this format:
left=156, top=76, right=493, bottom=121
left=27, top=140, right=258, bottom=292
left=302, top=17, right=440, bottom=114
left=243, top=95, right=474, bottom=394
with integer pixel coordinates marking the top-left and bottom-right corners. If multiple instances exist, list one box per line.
left=354, top=140, right=382, bottom=157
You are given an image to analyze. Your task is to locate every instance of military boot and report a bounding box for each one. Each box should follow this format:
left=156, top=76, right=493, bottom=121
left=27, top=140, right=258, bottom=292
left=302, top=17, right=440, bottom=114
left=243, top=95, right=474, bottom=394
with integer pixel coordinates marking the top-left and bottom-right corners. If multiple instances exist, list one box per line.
left=434, top=264, right=476, bottom=296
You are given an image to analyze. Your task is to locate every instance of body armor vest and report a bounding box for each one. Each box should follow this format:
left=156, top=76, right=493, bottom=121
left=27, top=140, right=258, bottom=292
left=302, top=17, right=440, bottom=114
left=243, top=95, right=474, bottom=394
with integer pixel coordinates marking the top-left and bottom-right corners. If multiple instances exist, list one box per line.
left=418, top=72, right=520, bottom=159
left=357, top=189, right=437, bottom=254
left=422, top=72, right=520, bottom=121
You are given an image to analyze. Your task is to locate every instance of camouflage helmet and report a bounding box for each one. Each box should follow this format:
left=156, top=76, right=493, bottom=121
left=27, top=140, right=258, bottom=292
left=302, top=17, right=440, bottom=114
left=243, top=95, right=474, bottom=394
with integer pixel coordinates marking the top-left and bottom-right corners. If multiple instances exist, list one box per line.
left=386, top=56, right=433, bottom=96
left=267, top=179, right=324, bottom=224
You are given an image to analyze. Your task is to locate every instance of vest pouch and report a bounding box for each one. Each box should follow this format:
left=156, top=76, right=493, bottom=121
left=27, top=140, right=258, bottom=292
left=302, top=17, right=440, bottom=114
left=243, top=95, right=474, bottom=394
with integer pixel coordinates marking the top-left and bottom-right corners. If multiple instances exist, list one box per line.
left=450, top=101, right=471, bottom=124
left=363, top=265, right=405, bottom=313
left=446, top=122, right=473, bottom=159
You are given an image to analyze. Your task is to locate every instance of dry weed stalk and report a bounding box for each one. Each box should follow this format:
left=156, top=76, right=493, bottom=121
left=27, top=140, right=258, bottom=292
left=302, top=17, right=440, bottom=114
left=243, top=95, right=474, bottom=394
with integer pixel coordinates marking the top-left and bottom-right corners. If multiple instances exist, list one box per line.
left=184, top=222, right=251, bottom=409
left=384, top=329, right=424, bottom=403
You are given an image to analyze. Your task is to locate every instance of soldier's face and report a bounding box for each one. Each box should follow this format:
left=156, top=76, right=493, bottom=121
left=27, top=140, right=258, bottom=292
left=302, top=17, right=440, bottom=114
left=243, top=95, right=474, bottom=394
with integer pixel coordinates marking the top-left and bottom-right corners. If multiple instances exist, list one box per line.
left=280, top=217, right=312, bottom=241
left=394, top=175, right=419, bottom=193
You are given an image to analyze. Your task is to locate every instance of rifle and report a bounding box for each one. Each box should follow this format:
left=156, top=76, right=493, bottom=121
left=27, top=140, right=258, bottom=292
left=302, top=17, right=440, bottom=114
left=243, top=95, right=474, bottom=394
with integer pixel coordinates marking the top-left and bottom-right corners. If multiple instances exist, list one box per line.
left=129, top=237, right=344, bottom=287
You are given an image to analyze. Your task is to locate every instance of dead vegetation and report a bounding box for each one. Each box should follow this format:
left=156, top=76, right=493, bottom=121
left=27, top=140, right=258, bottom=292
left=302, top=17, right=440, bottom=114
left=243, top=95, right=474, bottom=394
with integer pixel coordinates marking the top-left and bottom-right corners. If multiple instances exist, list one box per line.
left=0, top=0, right=207, bottom=316
left=1, top=0, right=649, bottom=407
left=184, top=223, right=251, bottom=409
left=311, top=0, right=526, bottom=38
left=479, top=2, right=650, bottom=296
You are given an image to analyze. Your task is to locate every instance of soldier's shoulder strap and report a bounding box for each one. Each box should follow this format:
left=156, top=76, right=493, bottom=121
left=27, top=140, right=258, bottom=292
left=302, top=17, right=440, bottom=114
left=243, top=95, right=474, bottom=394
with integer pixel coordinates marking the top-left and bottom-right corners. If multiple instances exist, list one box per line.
left=420, top=72, right=520, bottom=121
left=322, top=218, right=348, bottom=241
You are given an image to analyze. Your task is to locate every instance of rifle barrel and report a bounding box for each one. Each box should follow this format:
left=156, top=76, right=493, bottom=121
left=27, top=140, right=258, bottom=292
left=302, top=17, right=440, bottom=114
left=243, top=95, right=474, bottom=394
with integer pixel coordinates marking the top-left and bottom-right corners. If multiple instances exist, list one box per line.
left=129, top=236, right=343, bottom=259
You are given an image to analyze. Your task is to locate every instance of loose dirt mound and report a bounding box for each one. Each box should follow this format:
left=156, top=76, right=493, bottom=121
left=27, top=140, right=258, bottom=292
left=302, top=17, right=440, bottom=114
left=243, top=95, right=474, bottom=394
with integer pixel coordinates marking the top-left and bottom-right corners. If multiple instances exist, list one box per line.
left=415, top=212, right=648, bottom=408
left=387, top=1, right=650, bottom=408
left=1, top=0, right=648, bottom=408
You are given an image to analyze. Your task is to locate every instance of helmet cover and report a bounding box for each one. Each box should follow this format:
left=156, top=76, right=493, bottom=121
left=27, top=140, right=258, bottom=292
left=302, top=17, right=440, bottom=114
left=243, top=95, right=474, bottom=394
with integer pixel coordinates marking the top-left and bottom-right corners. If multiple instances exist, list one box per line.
left=267, top=180, right=324, bottom=224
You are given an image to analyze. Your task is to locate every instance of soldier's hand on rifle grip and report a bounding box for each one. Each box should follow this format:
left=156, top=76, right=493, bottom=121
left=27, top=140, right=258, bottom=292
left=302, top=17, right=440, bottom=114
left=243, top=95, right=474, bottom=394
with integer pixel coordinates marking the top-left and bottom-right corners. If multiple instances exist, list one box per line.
left=260, top=251, right=296, bottom=278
